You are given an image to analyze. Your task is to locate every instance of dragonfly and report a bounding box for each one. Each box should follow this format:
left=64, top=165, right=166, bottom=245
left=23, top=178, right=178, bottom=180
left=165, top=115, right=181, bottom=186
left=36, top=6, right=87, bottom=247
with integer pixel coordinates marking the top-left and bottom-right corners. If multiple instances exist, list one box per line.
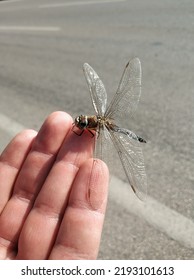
left=73, top=57, right=147, bottom=200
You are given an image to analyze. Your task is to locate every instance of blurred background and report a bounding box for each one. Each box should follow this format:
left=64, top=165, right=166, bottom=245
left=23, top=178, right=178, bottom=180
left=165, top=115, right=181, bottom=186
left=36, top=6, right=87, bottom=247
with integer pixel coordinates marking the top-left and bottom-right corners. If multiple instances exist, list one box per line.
left=0, top=0, right=194, bottom=259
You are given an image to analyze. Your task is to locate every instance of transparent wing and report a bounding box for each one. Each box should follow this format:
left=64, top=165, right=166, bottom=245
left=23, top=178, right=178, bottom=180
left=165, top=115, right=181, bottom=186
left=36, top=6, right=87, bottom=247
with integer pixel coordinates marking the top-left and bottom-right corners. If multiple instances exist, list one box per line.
left=83, top=63, right=107, bottom=116
left=94, top=124, right=147, bottom=200
left=105, top=57, right=142, bottom=120
left=94, top=124, right=113, bottom=162
left=110, top=127, right=147, bottom=200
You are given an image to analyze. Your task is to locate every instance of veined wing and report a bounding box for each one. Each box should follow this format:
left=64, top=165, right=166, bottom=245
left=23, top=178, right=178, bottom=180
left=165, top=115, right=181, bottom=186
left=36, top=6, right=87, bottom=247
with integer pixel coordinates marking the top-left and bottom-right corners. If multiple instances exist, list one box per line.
left=83, top=63, right=107, bottom=116
left=105, top=57, right=142, bottom=120
left=94, top=124, right=112, bottom=161
left=110, top=127, right=147, bottom=200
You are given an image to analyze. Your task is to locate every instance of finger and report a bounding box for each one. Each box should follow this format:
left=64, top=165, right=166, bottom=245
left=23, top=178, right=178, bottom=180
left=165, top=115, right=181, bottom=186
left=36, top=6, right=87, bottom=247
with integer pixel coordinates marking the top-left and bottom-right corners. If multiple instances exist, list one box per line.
left=16, top=127, right=95, bottom=259
left=0, top=129, right=37, bottom=213
left=0, top=112, right=72, bottom=257
left=49, top=159, right=109, bottom=260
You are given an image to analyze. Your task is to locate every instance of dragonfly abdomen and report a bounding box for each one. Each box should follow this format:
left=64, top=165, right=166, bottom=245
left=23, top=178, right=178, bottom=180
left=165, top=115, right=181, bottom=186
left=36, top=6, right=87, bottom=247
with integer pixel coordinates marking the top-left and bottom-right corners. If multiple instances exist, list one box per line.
left=112, top=126, right=146, bottom=143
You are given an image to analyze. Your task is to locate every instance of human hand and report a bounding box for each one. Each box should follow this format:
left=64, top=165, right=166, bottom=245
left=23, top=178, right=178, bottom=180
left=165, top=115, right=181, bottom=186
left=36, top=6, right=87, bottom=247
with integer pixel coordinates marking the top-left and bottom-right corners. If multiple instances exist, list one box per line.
left=0, top=112, right=109, bottom=260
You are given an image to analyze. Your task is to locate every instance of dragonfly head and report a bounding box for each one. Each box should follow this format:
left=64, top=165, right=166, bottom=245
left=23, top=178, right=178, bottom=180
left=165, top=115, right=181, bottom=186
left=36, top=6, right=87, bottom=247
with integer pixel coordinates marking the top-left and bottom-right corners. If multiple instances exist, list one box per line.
left=74, top=115, right=88, bottom=129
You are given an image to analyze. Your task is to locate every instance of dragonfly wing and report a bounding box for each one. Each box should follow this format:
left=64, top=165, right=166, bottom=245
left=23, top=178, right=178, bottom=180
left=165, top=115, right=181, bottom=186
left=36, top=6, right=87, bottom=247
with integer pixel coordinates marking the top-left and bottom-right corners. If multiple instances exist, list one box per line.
left=105, top=57, right=142, bottom=120
left=94, top=124, right=112, bottom=162
left=94, top=124, right=119, bottom=183
left=83, top=63, right=107, bottom=116
left=110, top=127, right=147, bottom=200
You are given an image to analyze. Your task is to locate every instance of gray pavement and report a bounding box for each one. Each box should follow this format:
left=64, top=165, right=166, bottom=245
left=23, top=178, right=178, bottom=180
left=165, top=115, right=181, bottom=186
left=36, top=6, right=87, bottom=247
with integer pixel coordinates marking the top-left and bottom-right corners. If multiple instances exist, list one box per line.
left=0, top=0, right=194, bottom=259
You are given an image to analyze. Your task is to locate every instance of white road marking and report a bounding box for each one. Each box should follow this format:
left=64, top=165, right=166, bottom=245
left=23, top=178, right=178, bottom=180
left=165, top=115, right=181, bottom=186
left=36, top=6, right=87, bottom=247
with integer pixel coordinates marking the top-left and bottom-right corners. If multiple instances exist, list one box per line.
left=0, top=112, right=193, bottom=249
left=110, top=176, right=194, bottom=250
left=0, top=0, right=24, bottom=3
left=39, top=0, right=126, bottom=9
left=0, top=26, right=60, bottom=32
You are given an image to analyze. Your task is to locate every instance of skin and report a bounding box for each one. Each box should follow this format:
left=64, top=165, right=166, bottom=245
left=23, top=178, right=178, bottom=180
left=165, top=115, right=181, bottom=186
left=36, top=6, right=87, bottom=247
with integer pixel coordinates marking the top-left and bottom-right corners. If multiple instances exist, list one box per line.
left=0, top=111, right=109, bottom=260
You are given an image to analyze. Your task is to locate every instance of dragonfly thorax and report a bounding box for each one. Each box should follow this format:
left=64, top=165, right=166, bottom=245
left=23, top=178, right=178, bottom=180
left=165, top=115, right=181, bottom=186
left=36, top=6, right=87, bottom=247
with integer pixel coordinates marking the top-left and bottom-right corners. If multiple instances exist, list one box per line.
left=75, top=114, right=117, bottom=133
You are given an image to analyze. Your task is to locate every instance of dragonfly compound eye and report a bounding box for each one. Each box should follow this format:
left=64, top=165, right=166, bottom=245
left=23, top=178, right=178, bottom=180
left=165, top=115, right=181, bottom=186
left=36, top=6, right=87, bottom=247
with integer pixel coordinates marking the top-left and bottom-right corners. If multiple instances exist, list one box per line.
left=75, top=115, right=88, bottom=129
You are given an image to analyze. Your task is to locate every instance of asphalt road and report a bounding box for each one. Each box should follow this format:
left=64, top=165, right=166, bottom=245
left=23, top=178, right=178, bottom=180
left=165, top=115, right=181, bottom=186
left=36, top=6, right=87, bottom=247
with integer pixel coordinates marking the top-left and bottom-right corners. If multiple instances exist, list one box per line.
left=0, top=0, right=194, bottom=259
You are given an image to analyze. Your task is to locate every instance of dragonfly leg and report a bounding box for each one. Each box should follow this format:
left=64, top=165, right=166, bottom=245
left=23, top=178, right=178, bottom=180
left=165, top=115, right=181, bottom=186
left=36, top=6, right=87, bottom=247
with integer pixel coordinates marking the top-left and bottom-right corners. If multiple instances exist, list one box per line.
left=72, top=127, right=84, bottom=136
left=87, top=129, right=95, bottom=138
left=72, top=126, right=96, bottom=138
